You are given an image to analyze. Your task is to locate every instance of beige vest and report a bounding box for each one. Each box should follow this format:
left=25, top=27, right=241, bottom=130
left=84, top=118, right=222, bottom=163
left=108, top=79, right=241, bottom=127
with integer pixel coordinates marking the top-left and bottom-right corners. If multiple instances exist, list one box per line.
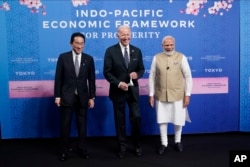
left=154, top=51, right=184, bottom=102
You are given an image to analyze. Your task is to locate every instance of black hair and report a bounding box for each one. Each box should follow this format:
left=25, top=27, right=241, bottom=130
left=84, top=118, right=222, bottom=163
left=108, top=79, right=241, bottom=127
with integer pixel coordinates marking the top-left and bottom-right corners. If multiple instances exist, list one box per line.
left=70, top=32, right=85, bottom=44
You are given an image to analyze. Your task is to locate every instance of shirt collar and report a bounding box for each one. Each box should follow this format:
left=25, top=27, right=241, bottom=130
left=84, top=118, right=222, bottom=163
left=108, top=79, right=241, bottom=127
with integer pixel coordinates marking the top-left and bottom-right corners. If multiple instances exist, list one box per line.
left=119, top=43, right=129, bottom=51
left=72, top=50, right=81, bottom=57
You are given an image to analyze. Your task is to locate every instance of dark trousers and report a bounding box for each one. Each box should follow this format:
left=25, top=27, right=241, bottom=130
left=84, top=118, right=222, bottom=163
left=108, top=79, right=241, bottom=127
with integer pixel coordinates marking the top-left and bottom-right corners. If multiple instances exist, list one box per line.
left=112, top=95, right=142, bottom=151
left=60, top=95, right=87, bottom=154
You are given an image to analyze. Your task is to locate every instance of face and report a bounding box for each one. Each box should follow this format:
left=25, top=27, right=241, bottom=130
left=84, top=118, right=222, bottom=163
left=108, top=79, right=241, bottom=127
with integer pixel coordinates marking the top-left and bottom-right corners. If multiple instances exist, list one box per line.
left=71, top=36, right=84, bottom=55
left=162, top=38, right=175, bottom=53
left=117, top=27, right=131, bottom=47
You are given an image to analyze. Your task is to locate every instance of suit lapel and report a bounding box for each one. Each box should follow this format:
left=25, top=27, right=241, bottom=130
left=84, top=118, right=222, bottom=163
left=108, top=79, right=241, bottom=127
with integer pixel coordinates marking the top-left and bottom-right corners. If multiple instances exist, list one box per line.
left=66, top=52, right=76, bottom=76
left=79, top=54, right=84, bottom=76
left=67, top=51, right=82, bottom=77
left=127, top=45, right=137, bottom=69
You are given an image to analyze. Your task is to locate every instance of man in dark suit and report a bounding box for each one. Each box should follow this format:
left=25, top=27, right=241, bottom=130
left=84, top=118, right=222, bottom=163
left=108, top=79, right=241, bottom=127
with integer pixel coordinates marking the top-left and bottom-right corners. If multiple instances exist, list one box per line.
left=54, top=32, right=96, bottom=161
left=103, top=25, right=145, bottom=158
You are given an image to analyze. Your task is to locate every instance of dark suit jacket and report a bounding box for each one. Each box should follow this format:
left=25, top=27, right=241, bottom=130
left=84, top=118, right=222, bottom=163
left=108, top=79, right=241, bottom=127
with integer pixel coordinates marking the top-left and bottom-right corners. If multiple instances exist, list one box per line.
left=103, top=43, right=145, bottom=102
left=54, top=51, right=96, bottom=107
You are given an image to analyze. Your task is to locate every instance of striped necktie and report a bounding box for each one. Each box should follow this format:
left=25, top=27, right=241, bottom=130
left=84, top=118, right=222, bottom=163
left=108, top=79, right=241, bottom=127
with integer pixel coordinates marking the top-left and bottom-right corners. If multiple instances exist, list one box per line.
left=124, top=47, right=129, bottom=68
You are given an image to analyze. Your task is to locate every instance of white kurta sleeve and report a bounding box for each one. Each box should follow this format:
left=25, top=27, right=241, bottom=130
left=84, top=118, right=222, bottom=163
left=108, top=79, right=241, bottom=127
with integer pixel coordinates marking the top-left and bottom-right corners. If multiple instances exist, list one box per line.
left=181, top=55, right=193, bottom=96
left=149, top=56, right=156, bottom=97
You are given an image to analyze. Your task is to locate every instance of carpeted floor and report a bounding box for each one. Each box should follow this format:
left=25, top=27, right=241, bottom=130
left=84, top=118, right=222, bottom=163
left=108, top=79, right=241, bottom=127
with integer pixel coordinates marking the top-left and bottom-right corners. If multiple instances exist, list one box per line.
left=0, top=132, right=249, bottom=167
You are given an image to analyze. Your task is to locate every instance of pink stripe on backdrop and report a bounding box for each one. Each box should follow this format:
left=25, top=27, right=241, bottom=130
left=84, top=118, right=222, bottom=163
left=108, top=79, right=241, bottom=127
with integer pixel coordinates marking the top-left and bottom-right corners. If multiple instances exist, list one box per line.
left=191, top=77, right=228, bottom=94
left=9, top=77, right=228, bottom=98
left=9, top=80, right=54, bottom=98
left=138, top=77, right=228, bottom=95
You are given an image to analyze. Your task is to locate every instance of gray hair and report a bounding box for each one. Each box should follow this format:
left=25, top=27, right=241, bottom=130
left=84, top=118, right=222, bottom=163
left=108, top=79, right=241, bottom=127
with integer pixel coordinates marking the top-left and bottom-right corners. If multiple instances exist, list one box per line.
left=162, top=35, right=175, bottom=44
left=117, top=25, right=131, bottom=36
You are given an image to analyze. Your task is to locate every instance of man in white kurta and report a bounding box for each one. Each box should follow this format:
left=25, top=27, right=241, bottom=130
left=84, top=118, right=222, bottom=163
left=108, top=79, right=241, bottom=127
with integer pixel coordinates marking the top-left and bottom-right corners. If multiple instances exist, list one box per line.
left=148, top=35, right=192, bottom=155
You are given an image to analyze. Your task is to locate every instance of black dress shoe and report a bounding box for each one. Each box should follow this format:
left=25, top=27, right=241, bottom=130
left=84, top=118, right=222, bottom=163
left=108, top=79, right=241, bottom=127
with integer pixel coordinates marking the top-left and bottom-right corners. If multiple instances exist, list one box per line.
left=175, top=142, right=183, bottom=152
left=157, top=145, right=167, bottom=155
left=78, top=149, right=90, bottom=159
left=77, top=148, right=90, bottom=159
left=135, top=147, right=142, bottom=157
left=118, top=150, right=126, bottom=158
left=58, top=153, right=68, bottom=161
left=80, top=152, right=90, bottom=159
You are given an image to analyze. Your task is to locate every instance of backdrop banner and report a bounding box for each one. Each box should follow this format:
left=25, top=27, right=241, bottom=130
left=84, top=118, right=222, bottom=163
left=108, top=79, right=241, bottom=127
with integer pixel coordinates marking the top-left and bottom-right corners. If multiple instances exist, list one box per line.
left=0, top=0, right=240, bottom=138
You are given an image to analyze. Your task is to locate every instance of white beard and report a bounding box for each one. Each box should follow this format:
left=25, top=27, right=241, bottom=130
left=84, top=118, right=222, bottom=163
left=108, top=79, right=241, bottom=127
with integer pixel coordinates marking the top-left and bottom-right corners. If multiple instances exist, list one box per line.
left=165, top=50, right=174, bottom=56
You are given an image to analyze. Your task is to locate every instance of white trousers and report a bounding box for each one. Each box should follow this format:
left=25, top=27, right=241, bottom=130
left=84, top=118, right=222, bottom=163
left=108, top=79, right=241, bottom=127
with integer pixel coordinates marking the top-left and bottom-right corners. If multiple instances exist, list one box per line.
left=159, top=123, right=182, bottom=146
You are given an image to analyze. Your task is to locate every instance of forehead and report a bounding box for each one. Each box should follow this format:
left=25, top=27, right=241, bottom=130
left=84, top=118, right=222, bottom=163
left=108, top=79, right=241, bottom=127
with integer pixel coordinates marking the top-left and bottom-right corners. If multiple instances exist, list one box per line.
left=119, top=27, right=130, bottom=34
left=164, top=38, right=174, bottom=44
left=73, top=36, right=84, bottom=42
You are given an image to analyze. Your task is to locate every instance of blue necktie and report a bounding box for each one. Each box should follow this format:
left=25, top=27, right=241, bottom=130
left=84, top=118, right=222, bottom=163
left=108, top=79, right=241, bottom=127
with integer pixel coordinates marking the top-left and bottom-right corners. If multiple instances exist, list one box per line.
left=124, top=47, right=129, bottom=68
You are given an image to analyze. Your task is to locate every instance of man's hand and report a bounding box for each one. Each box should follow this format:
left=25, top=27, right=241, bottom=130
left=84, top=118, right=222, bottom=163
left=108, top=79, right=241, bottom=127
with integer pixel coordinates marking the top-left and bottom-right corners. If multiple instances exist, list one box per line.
left=55, top=98, right=61, bottom=107
left=129, top=72, right=138, bottom=79
left=183, top=96, right=190, bottom=108
left=88, top=99, right=95, bottom=108
left=119, top=82, right=129, bottom=91
left=149, top=96, right=154, bottom=108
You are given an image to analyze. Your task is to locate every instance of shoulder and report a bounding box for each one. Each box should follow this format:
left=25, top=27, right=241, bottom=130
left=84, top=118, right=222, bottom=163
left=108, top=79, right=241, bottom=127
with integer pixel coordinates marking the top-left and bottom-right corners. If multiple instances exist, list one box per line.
left=173, top=51, right=187, bottom=62
left=155, top=52, right=164, bottom=58
left=58, top=51, right=72, bottom=60
left=106, top=43, right=120, bottom=51
left=59, top=51, right=71, bottom=56
left=82, top=53, right=94, bottom=60
left=105, top=44, right=120, bottom=56
left=129, top=44, right=141, bottom=51
left=175, top=51, right=184, bottom=57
